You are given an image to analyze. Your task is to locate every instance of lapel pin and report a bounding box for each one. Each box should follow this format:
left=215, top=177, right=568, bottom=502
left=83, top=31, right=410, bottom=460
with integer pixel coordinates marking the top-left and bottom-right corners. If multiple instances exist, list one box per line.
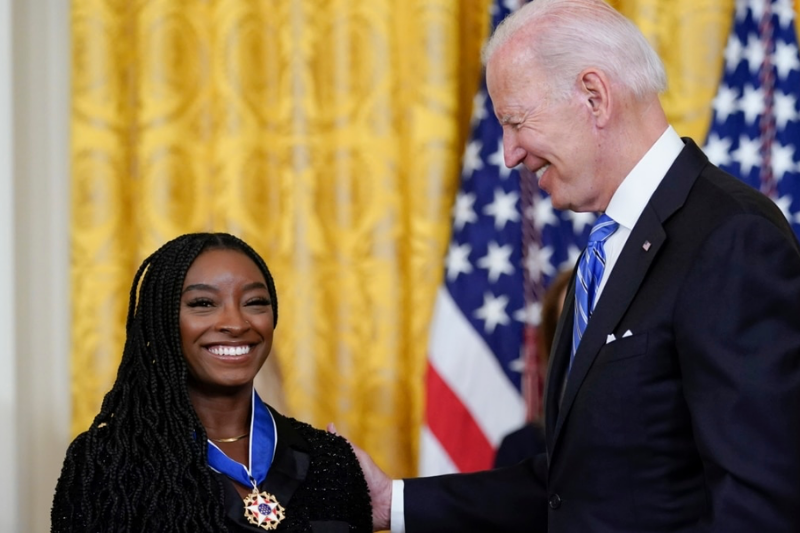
left=642, top=240, right=651, bottom=251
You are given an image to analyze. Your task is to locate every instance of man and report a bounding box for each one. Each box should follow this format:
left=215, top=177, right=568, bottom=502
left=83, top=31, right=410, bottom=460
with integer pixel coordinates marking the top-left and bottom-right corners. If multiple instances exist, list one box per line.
left=353, top=0, right=800, bottom=531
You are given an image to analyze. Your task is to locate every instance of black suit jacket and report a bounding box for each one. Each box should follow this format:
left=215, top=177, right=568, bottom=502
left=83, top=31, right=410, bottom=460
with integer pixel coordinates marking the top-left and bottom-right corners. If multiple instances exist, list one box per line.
left=492, top=422, right=546, bottom=469
left=405, top=140, right=800, bottom=532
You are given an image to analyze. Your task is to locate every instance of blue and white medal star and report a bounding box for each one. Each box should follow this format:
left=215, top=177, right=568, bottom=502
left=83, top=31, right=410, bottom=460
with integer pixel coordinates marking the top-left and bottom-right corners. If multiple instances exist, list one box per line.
left=243, top=490, right=285, bottom=530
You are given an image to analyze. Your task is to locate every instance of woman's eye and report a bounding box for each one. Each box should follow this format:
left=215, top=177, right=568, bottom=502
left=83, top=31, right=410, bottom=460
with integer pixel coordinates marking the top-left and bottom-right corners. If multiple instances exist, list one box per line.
left=246, top=298, right=271, bottom=307
left=186, top=298, right=214, bottom=308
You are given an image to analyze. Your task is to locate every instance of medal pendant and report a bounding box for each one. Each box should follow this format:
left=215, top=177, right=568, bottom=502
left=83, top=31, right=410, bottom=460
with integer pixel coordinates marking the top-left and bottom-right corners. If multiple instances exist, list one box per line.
left=243, top=489, right=285, bottom=530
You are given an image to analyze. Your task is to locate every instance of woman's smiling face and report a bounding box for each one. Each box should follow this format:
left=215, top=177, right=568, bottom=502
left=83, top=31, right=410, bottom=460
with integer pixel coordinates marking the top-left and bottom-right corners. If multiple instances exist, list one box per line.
left=179, top=248, right=274, bottom=394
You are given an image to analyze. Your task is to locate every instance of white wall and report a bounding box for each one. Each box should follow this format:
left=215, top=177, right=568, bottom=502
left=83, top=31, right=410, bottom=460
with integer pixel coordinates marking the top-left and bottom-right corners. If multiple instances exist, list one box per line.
left=0, top=0, right=20, bottom=529
left=4, top=0, right=71, bottom=531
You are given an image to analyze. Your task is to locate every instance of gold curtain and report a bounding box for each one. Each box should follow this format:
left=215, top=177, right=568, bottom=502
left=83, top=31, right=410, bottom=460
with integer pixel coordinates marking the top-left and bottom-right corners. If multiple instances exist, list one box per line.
left=71, top=0, right=491, bottom=477
left=611, top=0, right=735, bottom=139
left=70, top=0, right=797, bottom=477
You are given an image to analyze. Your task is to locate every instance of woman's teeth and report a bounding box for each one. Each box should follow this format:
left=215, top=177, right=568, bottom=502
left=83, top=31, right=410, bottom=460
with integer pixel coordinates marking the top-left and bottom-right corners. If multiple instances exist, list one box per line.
left=209, top=345, right=251, bottom=356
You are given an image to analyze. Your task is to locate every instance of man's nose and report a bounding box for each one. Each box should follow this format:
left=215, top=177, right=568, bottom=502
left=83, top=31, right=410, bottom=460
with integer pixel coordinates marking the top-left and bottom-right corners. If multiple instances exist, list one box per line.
left=503, top=134, right=525, bottom=168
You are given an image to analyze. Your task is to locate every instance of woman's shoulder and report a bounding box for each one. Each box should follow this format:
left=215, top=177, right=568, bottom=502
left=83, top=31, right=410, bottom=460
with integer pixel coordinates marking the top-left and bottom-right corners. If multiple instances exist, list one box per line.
left=270, top=408, right=354, bottom=466
left=51, top=430, right=98, bottom=532
left=266, top=407, right=372, bottom=532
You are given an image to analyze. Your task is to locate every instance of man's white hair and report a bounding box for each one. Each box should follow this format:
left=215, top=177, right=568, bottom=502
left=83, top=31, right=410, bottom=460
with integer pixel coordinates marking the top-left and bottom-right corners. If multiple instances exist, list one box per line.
left=482, top=0, right=667, bottom=100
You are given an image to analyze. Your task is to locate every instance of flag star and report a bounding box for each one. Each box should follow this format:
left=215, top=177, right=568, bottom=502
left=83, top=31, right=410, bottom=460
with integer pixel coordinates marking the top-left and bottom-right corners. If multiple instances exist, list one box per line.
left=795, top=210, right=800, bottom=226
left=774, top=194, right=794, bottom=221
left=462, top=140, right=484, bottom=177
left=772, top=142, right=797, bottom=181
left=445, top=242, right=473, bottom=281
left=473, top=292, right=511, bottom=334
left=509, top=355, right=525, bottom=373
left=471, top=90, right=488, bottom=125
left=563, top=210, right=596, bottom=235
left=733, top=0, right=749, bottom=21
left=502, top=0, right=518, bottom=11
left=774, top=90, right=799, bottom=129
left=488, top=140, right=513, bottom=179
left=453, top=191, right=478, bottom=230
left=704, top=133, right=734, bottom=167
left=711, top=84, right=739, bottom=123
left=514, top=301, right=542, bottom=326
left=723, top=34, right=744, bottom=68
left=739, top=84, right=765, bottom=125
left=731, top=134, right=761, bottom=175
left=747, top=1, right=765, bottom=24
left=483, top=188, right=520, bottom=230
left=526, top=195, right=558, bottom=231
left=773, top=0, right=795, bottom=30
left=773, top=41, right=800, bottom=80
left=525, top=243, right=555, bottom=279
left=477, top=241, right=515, bottom=282
left=560, top=244, right=583, bottom=271
left=742, top=33, right=766, bottom=75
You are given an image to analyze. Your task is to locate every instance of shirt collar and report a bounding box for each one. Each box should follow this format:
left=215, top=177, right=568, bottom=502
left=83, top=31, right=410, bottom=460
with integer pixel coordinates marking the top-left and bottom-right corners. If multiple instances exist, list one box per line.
left=605, top=126, right=684, bottom=230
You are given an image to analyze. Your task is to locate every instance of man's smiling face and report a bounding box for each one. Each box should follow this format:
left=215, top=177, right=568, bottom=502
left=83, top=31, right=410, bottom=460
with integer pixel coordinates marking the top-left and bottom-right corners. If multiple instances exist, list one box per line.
left=486, top=37, right=605, bottom=213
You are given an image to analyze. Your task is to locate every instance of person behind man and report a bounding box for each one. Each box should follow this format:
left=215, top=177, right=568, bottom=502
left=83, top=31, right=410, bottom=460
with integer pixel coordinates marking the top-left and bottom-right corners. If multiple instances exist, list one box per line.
left=353, top=0, right=800, bottom=531
left=493, top=269, right=571, bottom=469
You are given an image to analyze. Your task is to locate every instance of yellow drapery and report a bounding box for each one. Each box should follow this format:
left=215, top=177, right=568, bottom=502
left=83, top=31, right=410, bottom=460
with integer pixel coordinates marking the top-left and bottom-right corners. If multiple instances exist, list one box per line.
left=71, top=0, right=492, bottom=477
left=70, top=0, right=796, bottom=477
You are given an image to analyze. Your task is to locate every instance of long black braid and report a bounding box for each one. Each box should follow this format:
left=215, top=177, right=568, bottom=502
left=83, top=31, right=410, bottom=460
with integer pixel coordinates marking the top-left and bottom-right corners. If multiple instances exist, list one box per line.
left=51, top=233, right=279, bottom=532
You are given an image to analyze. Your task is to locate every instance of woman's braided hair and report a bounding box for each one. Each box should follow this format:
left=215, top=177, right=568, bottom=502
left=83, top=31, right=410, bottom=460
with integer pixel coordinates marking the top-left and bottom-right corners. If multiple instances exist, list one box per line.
left=53, top=233, right=278, bottom=532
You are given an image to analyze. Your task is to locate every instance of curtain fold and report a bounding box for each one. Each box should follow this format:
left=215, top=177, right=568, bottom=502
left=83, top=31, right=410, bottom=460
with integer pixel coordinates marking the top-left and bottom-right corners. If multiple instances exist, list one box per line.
left=611, top=0, right=736, bottom=139
left=71, top=0, right=791, bottom=475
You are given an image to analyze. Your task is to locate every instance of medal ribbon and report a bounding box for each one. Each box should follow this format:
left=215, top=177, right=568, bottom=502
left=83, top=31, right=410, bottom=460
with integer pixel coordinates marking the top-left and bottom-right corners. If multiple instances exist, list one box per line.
left=207, top=389, right=277, bottom=488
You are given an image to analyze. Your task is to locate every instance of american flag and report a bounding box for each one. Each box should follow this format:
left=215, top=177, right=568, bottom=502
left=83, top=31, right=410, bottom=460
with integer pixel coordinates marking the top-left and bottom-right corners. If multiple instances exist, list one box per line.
left=704, top=0, right=800, bottom=236
left=420, top=0, right=594, bottom=476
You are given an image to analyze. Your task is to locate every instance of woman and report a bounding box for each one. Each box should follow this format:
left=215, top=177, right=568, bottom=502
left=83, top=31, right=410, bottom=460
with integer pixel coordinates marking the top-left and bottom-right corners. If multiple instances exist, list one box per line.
left=51, top=233, right=371, bottom=532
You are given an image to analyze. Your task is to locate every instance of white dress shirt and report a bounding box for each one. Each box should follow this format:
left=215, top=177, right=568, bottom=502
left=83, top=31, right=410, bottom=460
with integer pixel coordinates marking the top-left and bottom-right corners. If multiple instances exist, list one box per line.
left=389, top=125, right=685, bottom=533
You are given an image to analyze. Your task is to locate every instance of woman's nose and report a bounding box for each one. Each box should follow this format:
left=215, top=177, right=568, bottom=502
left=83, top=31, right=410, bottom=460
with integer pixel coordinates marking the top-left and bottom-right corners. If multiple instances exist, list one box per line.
left=217, top=307, right=250, bottom=334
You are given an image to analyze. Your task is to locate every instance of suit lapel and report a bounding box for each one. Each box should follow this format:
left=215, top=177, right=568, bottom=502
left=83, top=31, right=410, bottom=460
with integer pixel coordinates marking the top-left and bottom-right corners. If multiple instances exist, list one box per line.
left=545, top=139, right=709, bottom=458
left=544, top=270, right=576, bottom=455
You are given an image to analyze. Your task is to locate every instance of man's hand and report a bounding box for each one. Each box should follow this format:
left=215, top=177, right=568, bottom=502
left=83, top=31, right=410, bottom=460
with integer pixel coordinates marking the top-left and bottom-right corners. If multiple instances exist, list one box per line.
left=327, top=423, right=392, bottom=531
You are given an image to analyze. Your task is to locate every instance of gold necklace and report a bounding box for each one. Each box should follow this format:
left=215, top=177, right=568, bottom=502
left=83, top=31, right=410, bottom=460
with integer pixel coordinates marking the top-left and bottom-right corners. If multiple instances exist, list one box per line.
left=210, top=433, right=249, bottom=443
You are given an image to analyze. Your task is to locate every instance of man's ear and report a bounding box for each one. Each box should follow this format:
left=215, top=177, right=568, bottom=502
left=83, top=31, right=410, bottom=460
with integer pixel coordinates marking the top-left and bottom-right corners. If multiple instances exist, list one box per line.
left=579, top=69, right=611, bottom=127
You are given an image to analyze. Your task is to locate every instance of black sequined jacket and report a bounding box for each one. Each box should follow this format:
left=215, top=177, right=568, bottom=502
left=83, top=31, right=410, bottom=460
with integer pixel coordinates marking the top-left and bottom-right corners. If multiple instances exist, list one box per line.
left=220, top=406, right=371, bottom=532
left=51, top=405, right=372, bottom=533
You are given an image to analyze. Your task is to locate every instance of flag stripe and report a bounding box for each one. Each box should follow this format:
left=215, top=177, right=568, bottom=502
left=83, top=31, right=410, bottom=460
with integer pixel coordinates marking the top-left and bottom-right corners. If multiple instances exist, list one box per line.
left=425, top=362, right=495, bottom=472
left=418, top=426, right=458, bottom=476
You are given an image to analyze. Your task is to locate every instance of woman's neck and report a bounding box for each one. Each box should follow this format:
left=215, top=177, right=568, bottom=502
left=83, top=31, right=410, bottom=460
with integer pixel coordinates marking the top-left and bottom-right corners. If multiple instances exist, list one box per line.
left=190, top=384, right=254, bottom=441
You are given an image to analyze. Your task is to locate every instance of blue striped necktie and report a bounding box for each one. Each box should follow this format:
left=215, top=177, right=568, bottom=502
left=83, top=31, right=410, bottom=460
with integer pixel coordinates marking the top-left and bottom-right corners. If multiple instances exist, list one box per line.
left=571, top=213, right=619, bottom=372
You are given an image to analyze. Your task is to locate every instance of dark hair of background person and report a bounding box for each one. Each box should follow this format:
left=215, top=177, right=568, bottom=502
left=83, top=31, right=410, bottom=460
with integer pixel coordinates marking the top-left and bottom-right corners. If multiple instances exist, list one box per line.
left=493, top=268, right=572, bottom=470
left=51, top=233, right=278, bottom=532
left=538, top=269, right=573, bottom=365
